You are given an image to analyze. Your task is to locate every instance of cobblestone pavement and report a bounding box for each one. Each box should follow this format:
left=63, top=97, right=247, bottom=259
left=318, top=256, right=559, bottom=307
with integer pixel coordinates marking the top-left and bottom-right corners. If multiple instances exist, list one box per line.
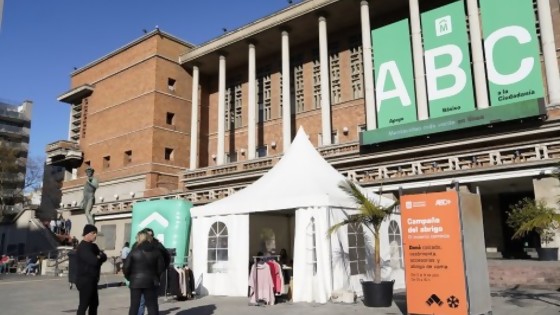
left=0, top=274, right=559, bottom=315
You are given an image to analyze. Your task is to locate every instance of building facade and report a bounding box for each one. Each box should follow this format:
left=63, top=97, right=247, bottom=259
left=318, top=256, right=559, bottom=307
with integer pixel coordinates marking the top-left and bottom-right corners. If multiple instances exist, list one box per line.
left=0, top=99, right=32, bottom=212
left=53, top=0, right=560, bottom=261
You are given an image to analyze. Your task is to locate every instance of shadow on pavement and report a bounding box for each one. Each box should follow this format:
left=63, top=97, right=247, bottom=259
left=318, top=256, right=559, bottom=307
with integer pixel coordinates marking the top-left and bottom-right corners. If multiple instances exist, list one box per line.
left=160, top=306, right=180, bottom=314
left=393, top=291, right=407, bottom=314
left=492, top=286, right=560, bottom=308
left=176, top=304, right=217, bottom=315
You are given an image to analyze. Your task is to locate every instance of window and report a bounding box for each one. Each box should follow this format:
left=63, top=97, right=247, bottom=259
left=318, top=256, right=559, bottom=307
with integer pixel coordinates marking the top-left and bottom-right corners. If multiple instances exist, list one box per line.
left=124, top=223, right=131, bottom=245
left=357, top=124, right=367, bottom=134
left=388, top=220, right=403, bottom=269
left=98, top=225, right=116, bottom=250
left=166, top=112, right=175, bottom=125
left=208, top=221, right=228, bottom=273
left=103, top=156, right=110, bottom=169
left=124, top=150, right=132, bottom=166
left=349, top=35, right=364, bottom=100
left=312, top=49, right=321, bottom=109
left=226, top=151, right=237, bottom=163
left=168, top=78, right=176, bottom=91
left=257, top=66, right=272, bottom=122
left=306, top=217, right=317, bottom=275
left=293, top=54, right=305, bottom=114
left=329, top=42, right=341, bottom=104
left=332, top=130, right=339, bottom=145
left=256, top=145, right=268, bottom=158
left=164, top=148, right=174, bottom=161
left=348, top=222, right=367, bottom=275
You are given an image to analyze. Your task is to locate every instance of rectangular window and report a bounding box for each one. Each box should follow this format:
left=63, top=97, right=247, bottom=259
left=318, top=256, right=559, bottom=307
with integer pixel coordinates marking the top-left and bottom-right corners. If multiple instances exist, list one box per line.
left=168, top=78, right=176, bottom=91
left=348, top=222, right=367, bottom=275
left=257, top=66, right=272, bottom=122
left=103, top=156, right=110, bottom=169
left=357, top=124, right=367, bottom=134
left=98, top=225, right=116, bottom=250
left=226, top=151, right=238, bottom=163
left=256, top=145, right=268, bottom=158
left=124, top=223, right=131, bottom=245
left=166, top=112, right=175, bottom=125
left=312, top=50, right=321, bottom=109
left=349, top=35, right=364, bottom=100
left=124, top=150, right=132, bottom=166
left=332, top=130, right=339, bottom=145
left=329, top=42, right=342, bottom=104
left=164, top=148, right=174, bottom=161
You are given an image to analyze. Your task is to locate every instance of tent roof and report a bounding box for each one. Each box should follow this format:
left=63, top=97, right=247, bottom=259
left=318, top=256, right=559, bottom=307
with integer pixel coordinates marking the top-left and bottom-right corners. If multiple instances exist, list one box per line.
left=191, top=127, right=393, bottom=217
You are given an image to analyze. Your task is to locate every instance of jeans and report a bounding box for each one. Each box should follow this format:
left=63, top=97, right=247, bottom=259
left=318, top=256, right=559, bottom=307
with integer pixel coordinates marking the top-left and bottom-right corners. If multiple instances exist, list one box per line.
left=129, top=288, right=157, bottom=315
left=24, top=263, right=38, bottom=274
left=137, top=294, right=145, bottom=315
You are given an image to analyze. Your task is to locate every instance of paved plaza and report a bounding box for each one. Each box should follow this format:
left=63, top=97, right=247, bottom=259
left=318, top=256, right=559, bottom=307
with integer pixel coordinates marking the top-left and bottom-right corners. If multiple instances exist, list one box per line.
left=0, top=274, right=559, bottom=315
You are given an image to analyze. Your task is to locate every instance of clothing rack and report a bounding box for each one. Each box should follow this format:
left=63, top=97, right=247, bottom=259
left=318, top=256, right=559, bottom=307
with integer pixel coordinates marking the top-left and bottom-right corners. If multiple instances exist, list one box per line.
left=251, top=255, right=280, bottom=306
left=163, top=249, right=180, bottom=301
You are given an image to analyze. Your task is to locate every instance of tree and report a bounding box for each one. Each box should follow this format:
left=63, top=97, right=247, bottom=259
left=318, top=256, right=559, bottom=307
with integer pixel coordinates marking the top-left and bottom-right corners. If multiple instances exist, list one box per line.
left=328, top=180, right=398, bottom=283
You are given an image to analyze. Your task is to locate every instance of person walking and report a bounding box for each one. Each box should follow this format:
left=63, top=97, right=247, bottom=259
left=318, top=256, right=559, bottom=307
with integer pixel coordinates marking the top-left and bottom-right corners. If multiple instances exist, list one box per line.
left=75, top=224, right=107, bottom=315
left=123, top=230, right=165, bottom=315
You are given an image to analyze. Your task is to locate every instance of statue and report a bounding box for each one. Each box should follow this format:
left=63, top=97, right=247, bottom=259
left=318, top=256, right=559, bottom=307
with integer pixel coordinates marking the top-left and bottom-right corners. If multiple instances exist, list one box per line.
left=80, top=167, right=99, bottom=225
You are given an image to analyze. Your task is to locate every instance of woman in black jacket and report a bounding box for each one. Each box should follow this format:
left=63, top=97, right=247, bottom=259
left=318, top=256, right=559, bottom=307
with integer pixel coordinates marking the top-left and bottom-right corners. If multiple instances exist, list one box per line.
left=123, top=230, right=165, bottom=315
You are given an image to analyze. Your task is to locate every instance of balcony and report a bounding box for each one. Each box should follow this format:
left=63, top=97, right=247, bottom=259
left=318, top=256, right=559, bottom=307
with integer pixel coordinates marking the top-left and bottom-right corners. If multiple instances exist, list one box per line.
left=46, top=140, right=83, bottom=168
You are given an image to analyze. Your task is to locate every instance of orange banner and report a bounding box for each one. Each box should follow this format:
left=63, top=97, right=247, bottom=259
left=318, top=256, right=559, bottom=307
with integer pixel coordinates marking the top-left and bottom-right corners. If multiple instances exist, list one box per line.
left=401, top=191, right=468, bottom=315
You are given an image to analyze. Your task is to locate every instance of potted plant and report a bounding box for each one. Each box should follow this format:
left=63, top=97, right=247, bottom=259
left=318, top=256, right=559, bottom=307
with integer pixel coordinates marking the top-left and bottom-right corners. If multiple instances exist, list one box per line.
left=328, top=180, right=398, bottom=307
left=506, top=197, right=560, bottom=261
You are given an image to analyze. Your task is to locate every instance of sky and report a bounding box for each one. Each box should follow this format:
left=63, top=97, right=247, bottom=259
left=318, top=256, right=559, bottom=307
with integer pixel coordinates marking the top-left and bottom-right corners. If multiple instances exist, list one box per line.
left=0, top=0, right=295, bottom=163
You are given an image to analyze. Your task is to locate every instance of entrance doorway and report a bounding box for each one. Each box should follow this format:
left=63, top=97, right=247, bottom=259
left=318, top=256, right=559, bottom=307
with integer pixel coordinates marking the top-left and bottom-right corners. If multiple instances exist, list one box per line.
left=499, top=192, right=538, bottom=259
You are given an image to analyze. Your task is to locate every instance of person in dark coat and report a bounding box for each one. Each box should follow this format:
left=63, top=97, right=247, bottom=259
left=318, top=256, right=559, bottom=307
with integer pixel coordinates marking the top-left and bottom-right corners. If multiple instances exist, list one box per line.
left=75, top=224, right=107, bottom=315
left=123, top=230, right=165, bottom=315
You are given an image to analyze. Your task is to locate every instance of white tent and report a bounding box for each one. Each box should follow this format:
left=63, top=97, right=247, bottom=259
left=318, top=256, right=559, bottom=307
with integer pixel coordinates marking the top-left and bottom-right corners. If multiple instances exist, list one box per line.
left=191, top=128, right=405, bottom=303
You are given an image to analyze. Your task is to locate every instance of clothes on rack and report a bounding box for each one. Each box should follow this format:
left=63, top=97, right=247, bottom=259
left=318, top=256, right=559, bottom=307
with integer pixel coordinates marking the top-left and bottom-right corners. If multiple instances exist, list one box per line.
left=249, top=262, right=275, bottom=305
left=266, top=260, right=284, bottom=295
left=160, top=265, right=195, bottom=300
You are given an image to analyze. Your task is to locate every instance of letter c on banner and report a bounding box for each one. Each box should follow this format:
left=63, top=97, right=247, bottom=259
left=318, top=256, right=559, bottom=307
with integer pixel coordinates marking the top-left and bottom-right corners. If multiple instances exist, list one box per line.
left=485, top=26, right=535, bottom=85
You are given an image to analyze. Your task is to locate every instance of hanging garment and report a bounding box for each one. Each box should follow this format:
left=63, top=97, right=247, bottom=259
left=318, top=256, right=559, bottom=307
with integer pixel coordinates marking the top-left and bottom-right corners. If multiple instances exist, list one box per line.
left=184, top=267, right=195, bottom=297
left=266, top=260, right=279, bottom=294
left=168, top=267, right=182, bottom=297
left=248, top=262, right=275, bottom=305
left=174, top=266, right=186, bottom=296
left=271, top=260, right=284, bottom=294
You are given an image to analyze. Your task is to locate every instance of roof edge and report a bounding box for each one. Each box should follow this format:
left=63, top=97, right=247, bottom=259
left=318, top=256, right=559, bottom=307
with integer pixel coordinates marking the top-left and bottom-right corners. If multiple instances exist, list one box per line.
left=72, top=29, right=196, bottom=76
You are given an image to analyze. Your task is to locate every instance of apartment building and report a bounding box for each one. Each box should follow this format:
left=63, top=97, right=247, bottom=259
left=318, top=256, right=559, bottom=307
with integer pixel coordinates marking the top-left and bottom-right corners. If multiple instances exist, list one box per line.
left=0, top=99, right=32, bottom=211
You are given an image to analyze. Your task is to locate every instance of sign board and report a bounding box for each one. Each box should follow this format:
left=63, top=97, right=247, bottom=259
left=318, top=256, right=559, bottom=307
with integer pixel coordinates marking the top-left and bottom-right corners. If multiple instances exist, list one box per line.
left=362, top=0, right=546, bottom=145
left=131, top=199, right=192, bottom=266
left=372, top=18, right=418, bottom=128
left=400, top=190, right=491, bottom=315
left=401, top=191, right=468, bottom=314
left=421, top=1, right=476, bottom=118
left=480, top=0, right=544, bottom=107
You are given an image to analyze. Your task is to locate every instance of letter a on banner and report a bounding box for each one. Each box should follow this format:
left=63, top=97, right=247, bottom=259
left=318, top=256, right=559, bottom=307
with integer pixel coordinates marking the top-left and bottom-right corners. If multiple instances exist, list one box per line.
left=422, top=1, right=476, bottom=118
left=480, top=0, right=544, bottom=106
left=372, top=19, right=418, bottom=128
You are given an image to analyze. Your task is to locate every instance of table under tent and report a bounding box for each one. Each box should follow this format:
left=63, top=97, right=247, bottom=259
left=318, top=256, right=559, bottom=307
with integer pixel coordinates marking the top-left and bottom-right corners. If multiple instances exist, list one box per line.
left=190, top=128, right=405, bottom=304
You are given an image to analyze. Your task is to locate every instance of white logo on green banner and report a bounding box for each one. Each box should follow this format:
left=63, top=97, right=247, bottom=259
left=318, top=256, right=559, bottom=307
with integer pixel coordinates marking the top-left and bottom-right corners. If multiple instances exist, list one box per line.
left=480, top=0, right=544, bottom=106
left=372, top=19, right=417, bottom=128
left=422, top=1, right=475, bottom=118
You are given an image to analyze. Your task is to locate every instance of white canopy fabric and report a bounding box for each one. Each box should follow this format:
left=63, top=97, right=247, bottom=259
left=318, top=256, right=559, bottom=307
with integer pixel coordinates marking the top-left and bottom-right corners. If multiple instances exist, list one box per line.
left=191, top=127, right=392, bottom=218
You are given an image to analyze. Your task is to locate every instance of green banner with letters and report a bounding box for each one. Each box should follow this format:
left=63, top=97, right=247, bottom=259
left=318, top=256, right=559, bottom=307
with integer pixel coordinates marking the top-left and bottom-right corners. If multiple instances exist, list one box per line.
left=372, top=19, right=417, bottom=128
left=422, top=1, right=475, bottom=118
left=360, top=99, right=544, bottom=145
left=480, top=0, right=544, bottom=106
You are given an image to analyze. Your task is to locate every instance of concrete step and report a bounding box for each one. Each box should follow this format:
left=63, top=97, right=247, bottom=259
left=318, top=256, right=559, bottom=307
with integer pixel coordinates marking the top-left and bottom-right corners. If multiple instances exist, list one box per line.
left=487, top=259, right=560, bottom=289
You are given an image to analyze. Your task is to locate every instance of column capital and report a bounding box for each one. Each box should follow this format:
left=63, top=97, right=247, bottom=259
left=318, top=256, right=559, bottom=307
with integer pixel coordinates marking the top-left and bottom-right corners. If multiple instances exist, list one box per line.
left=360, top=0, right=370, bottom=5
left=246, top=39, right=258, bottom=47
left=217, top=51, right=228, bottom=59
left=280, top=26, right=292, bottom=34
left=316, top=11, right=329, bottom=20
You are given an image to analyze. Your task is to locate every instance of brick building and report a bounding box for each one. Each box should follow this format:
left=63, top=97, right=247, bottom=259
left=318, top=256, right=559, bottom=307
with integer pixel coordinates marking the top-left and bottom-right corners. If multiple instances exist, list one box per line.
left=50, top=0, right=560, bottom=261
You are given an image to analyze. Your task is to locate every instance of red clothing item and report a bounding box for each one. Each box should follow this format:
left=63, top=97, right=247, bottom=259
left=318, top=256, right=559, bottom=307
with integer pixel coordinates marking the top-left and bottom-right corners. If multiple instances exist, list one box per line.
left=266, top=261, right=278, bottom=293
left=0, top=256, right=9, bottom=264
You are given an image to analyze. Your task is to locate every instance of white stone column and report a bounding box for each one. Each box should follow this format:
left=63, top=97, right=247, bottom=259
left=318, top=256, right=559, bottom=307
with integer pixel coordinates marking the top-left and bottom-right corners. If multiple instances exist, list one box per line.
left=189, top=65, right=200, bottom=170
left=537, top=0, right=560, bottom=106
left=281, top=30, right=292, bottom=151
left=466, top=0, right=489, bottom=110
left=248, top=43, right=257, bottom=159
left=409, top=0, right=429, bottom=120
left=217, top=55, right=226, bottom=165
left=533, top=176, right=560, bottom=252
left=360, top=0, right=377, bottom=130
left=319, top=16, right=332, bottom=145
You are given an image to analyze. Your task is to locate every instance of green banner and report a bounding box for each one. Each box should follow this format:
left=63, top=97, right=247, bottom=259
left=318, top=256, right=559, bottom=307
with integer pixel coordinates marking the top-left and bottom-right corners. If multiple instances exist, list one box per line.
left=372, top=19, right=417, bottom=128
left=422, top=1, right=475, bottom=118
left=480, top=0, right=544, bottom=106
left=360, top=99, right=544, bottom=145
left=131, top=199, right=192, bottom=266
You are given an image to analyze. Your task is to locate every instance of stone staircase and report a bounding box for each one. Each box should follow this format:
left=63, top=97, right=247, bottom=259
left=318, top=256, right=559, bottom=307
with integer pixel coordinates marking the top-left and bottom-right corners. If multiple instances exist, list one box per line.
left=487, top=259, right=560, bottom=290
